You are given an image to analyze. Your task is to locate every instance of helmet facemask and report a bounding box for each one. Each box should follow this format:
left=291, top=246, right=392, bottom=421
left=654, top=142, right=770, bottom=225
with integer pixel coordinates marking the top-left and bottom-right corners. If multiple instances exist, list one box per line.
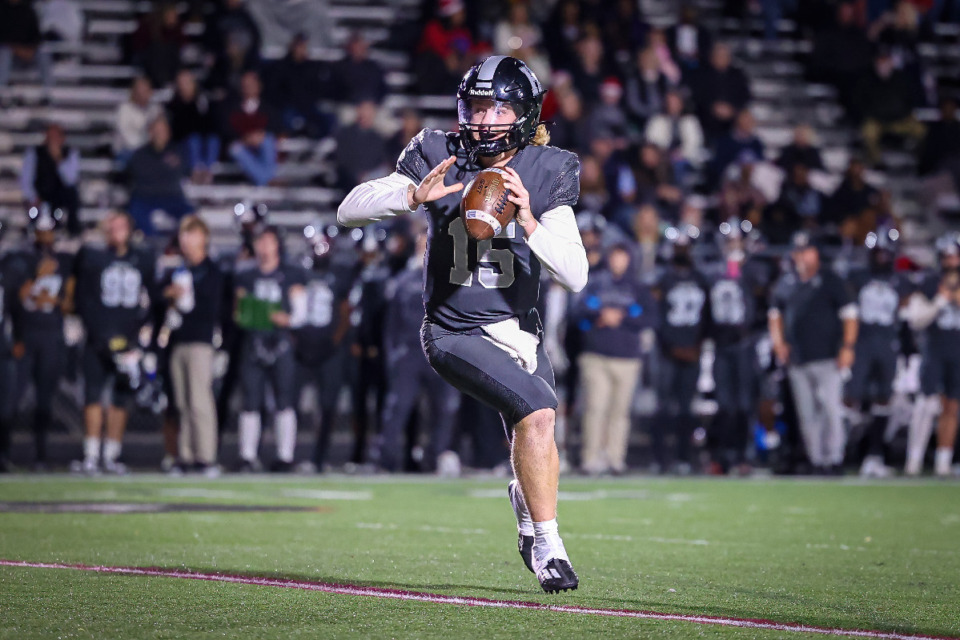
left=458, top=97, right=537, bottom=161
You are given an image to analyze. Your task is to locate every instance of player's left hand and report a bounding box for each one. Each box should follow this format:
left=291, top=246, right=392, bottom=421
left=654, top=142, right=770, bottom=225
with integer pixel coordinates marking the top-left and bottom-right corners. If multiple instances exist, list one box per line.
left=502, top=168, right=537, bottom=236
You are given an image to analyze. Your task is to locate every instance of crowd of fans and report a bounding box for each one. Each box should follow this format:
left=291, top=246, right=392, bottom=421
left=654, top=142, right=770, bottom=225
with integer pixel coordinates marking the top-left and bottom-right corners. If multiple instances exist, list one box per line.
left=1, top=0, right=960, bottom=478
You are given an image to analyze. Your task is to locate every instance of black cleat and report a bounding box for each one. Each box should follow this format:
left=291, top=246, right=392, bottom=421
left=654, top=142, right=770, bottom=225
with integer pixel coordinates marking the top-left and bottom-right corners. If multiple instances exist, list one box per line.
left=518, top=534, right=534, bottom=573
left=537, top=558, right=579, bottom=594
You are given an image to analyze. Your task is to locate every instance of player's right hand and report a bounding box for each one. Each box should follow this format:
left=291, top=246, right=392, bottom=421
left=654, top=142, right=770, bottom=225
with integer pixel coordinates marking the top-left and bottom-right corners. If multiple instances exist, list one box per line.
left=408, top=156, right=463, bottom=208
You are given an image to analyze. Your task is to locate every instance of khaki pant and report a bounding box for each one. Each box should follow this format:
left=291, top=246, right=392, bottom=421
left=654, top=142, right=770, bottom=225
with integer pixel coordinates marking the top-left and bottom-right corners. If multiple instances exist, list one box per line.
left=170, top=343, right=218, bottom=465
left=787, top=359, right=846, bottom=467
left=861, top=117, right=926, bottom=165
left=578, top=353, right=641, bottom=473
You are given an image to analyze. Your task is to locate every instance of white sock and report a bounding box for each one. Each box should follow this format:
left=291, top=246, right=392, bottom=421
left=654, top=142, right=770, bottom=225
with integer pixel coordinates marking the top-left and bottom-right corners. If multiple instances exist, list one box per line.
left=275, top=409, right=297, bottom=463
left=239, top=412, right=261, bottom=462
left=531, top=518, right=569, bottom=570
left=103, top=439, right=122, bottom=464
left=935, top=447, right=954, bottom=476
left=83, top=437, right=101, bottom=464
left=906, top=395, right=939, bottom=473
left=509, top=480, right=534, bottom=536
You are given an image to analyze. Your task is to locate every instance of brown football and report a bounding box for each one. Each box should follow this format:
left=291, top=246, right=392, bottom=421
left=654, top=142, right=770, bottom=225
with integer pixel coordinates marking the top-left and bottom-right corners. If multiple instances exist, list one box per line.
left=460, top=168, right=517, bottom=241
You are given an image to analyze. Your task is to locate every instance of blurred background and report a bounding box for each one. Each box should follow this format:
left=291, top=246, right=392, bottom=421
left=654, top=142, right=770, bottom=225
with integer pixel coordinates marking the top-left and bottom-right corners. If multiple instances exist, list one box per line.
left=0, top=0, right=958, bottom=478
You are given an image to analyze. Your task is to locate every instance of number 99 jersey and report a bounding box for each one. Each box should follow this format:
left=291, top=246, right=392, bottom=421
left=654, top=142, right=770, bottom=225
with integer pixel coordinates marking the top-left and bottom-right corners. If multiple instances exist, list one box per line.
left=397, top=128, right=580, bottom=331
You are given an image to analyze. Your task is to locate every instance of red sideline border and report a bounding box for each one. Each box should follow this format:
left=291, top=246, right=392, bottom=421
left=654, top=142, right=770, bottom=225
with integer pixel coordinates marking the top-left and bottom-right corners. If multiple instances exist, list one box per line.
left=1, top=559, right=955, bottom=639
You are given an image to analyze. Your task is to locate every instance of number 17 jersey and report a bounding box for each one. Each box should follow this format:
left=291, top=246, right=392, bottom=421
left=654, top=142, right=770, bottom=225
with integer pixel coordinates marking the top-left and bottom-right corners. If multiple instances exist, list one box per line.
left=396, top=128, right=580, bottom=332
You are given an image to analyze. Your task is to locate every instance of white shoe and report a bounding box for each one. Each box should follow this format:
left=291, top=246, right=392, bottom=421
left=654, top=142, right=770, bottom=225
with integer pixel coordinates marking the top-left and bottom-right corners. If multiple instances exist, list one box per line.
left=103, top=460, right=130, bottom=475
left=904, top=458, right=923, bottom=476
left=436, top=451, right=461, bottom=478
left=70, top=458, right=100, bottom=476
left=859, top=455, right=892, bottom=479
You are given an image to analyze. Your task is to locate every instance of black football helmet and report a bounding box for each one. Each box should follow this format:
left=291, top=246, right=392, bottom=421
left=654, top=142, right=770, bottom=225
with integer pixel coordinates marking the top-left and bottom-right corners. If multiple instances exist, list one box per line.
left=457, top=56, right=545, bottom=161
left=865, top=227, right=899, bottom=273
left=28, top=203, right=64, bottom=232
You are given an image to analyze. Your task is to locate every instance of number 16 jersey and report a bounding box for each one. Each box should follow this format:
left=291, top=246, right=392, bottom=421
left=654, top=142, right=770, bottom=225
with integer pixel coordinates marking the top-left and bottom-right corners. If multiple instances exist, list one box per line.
left=397, top=128, right=580, bottom=332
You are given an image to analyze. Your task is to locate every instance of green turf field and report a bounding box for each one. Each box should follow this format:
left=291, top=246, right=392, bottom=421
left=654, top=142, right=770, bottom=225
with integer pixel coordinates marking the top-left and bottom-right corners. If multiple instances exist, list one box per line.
left=0, top=475, right=958, bottom=639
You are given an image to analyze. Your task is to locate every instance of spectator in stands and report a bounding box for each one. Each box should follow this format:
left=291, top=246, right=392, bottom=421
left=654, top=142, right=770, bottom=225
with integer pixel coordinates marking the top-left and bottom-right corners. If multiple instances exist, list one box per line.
left=227, top=70, right=278, bottom=186
left=776, top=124, right=825, bottom=174
left=666, top=4, right=713, bottom=76
left=645, top=88, right=705, bottom=185
left=493, top=0, right=551, bottom=85
left=334, top=100, right=388, bottom=189
left=855, top=49, right=926, bottom=166
left=332, top=32, right=387, bottom=106
left=0, top=0, right=53, bottom=96
left=709, top=109, right=765, bottom=191
left=825, top=158, right=882, bottom=228
left=386, top=108, right=423, bottom=162
left=569, top=29, right=606, bottom=107
left=549, top=85, right=590, bottom=154
left=577, top=155, right=609, bottom=216
left=130, top=2, right=186, bottom=88
left=575, top=242, right=658, bottom=475
left=588, top=78, right=629, bottom=145
left=269, top=33, right=335, bottom=139
left=870, top=0, right=927, bottom=105
left=20, top=123, right=81, bottom=236
left=543, top=0, right=583, bottom=72
left=162, top=215, right=223, bottom=476
left=720, top=156, right=767, bottom=228
left=631, top=203, right=662, bottom=279
left=808, top=2, right=873, bottom=117
left=623, top=47, right=672, bottom=132
left=114, top=76, right=162, bottom=168
left=692, top=42, right=751, bottom=141
left=769, top=231, right=858, bottom=474
left=917, top=96, right=960, bottom=188
left=167, top=69, right=220, bottom=184
left=127, top=115, right=194, bottom=235
left=772, top=162, right=826, bottom=231
left=414, top=0, right=473, bottom=95
left=632, top=142, right=683, bottom=219
left=203, top=0, right=261, bottom=72
left=37, top=0, right=84, bottom=44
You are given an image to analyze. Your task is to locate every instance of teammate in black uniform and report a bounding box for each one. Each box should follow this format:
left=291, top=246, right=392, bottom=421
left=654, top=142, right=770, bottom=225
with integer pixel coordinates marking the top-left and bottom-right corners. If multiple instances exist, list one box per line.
left=0, top=221, right=15, bottom=472
left=707, top=221, right=758, bottom=474
left=903, top=232, right=960, bottom=476
left=653, top=228, right=711, bottom=473
left=845, top=229, right=910, bottom=478
left=72, top=211, right=155, bottom=474
left=10, top=206, right=74, bottom=468
left=339, top=56, right=588, bottom=593
left=295, top=221, right=352, bottom=471
left=234, top=225, right=306, bottom=472
left=377, top=232, right=462, bottom=472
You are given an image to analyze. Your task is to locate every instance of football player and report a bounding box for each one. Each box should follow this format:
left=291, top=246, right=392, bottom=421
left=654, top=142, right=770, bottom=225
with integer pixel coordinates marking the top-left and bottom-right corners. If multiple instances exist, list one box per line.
left=844, top=228, right=910, bottom=478
left=72, top=211, right=155, bottom=474
left=903, top=232, right=960, bottom=476
left=338, top=56, right=587, bottom=593
left=233, top=224, right=306, bottom=472
left=652, top=226, right=711, bottom=474
left=295, top=221, right=353, bottom=472
left=10, top=205, right=74, bottom=469
left=0, top=220, right=15, bottom=472
left=377, top=231, right=462, bottom=473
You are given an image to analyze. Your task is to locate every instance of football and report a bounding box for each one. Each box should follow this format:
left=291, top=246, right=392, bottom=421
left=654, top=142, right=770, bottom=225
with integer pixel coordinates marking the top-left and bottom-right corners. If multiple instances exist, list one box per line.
left=460, top=168, right=517, bottom=241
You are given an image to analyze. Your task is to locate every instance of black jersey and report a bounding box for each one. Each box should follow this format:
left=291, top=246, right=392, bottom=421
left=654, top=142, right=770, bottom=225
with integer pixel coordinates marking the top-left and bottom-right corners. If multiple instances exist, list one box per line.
left=74, top=244, right=155, bottom=348
left=919, top=271, right=960, bottom=355
left=234, top=262, right=304, bottom=336
left=384, top=262, right=428, bottom=351
left=294, top=263, right=352, bottom=364
left=9, top=248, right=74, bottom=335
left=396, top=128, right=580, bottom=331
left=848, top=269, right=910, bottom=343
left=708, top=273, right=754, bottom=348
left=657, top=266, right=711, bottom=350
left=0, top=255, right=14, bottom=355
left=770, top=268, right=853, bottom=364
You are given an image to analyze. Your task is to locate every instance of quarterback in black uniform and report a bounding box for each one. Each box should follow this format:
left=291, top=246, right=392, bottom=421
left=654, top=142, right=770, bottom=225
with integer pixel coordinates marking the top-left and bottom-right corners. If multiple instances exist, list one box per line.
left=72, top=211, right=155, bottom=474
left=339, top=56, right=588, bottom=593
left=10, top=206, right=74, bottom=468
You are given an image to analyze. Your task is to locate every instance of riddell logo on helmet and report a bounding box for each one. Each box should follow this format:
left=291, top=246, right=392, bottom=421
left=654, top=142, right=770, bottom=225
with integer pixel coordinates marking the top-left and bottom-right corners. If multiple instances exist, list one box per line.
left=470, top=88, right=494, bottom=96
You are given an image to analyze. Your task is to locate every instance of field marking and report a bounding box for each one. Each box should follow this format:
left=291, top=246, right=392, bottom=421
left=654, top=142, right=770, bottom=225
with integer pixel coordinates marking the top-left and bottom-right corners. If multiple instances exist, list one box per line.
left=1, top=560, right=955, bottom=640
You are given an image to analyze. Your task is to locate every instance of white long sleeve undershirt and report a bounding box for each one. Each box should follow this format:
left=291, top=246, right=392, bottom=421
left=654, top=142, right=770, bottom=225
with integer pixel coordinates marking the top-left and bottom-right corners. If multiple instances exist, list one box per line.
left=336, top=172, right=589, bottom=293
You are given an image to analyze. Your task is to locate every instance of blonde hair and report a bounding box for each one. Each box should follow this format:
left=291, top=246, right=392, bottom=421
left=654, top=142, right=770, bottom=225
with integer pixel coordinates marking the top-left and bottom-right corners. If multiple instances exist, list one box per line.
left=531, top=123, right=550, bottom=146
left=179, top=214, right=210, bottom=238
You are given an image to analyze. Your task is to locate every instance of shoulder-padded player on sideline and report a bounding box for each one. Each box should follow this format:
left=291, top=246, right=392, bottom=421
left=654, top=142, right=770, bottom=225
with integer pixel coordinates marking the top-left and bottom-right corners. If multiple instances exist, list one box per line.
left=338, top=56, right=587, bottom=593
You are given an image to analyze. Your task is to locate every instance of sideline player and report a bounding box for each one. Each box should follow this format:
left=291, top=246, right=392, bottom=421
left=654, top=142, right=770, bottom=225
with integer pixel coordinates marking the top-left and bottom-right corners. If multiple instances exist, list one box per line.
left=338, top=56, right=588, bottom=593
